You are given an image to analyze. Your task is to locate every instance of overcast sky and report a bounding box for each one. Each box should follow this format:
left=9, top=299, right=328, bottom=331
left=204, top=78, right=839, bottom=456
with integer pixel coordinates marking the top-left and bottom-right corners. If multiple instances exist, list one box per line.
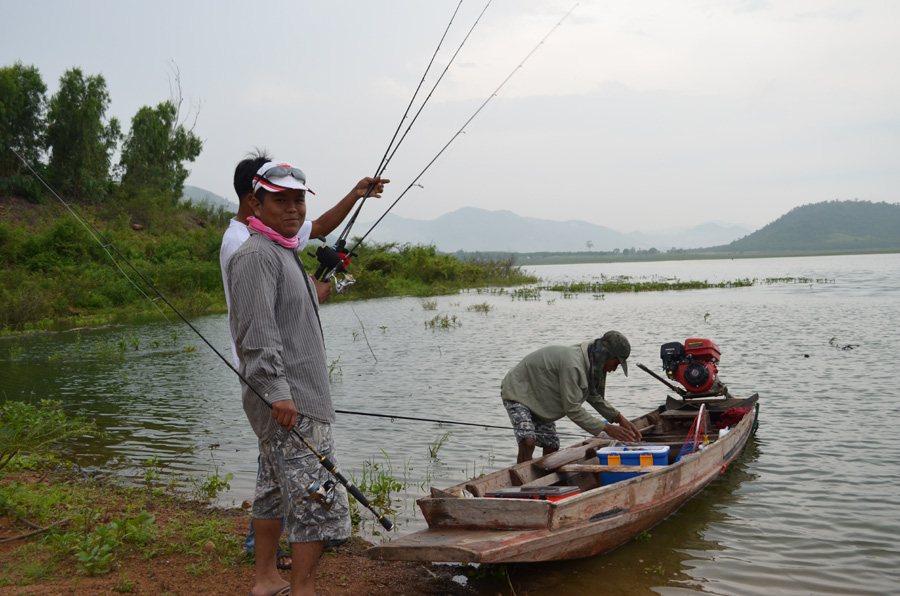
left=3, top=0, right=897, bottom=232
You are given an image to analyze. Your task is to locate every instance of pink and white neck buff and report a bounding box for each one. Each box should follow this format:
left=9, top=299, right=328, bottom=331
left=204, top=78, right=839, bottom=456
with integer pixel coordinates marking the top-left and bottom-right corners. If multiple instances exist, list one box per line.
left=247, top=216, right=298, bottom=250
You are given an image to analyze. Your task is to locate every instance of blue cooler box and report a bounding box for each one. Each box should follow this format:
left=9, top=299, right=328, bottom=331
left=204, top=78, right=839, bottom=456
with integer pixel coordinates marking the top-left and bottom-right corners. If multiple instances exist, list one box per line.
left=598, top=445, right=670, bottom=485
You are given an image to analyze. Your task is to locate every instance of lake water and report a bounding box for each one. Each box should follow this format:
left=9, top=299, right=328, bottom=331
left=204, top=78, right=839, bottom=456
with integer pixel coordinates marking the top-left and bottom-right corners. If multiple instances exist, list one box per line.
left=2, top=253, right=898, bottom=595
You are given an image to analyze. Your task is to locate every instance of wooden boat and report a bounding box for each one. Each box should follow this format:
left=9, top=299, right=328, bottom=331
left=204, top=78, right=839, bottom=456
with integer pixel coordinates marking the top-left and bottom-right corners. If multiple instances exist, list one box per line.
left=368, top=392, right=759, bottom=563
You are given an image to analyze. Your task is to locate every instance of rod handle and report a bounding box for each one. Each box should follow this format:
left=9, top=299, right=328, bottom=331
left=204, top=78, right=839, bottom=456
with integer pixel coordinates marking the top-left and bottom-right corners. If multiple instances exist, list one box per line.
left=321, top=456, right=394, bottom=531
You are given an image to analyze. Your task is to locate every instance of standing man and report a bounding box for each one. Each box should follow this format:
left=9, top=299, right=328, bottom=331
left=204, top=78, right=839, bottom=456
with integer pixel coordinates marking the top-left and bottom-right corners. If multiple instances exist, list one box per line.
left=220, top=152, right=388, bottom=570
left=501, top=331, right=643, bottom=463
left=226, top=159, right=386, bottom=596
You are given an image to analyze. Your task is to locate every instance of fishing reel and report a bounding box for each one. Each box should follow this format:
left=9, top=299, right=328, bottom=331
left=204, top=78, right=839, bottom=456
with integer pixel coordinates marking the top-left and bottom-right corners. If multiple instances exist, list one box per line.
left=660, top=338, right=722, bottom=395
left=306, top=479, right=337, bottom=511
left=309, top=237, right=357, bottom=293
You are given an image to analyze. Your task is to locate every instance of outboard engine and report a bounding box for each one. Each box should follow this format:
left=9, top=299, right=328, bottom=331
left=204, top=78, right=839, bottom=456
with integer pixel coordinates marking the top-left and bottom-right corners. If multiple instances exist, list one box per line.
left=660, top=338, right=721, bottom=395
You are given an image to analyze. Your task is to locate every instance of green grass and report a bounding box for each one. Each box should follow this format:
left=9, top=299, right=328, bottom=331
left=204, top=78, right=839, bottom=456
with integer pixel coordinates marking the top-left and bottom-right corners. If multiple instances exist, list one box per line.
left=0, top=463, right=245, bottom=585
left=1, top=198, right=537, bottom=335
left=0, top=400, right=247, bottom=584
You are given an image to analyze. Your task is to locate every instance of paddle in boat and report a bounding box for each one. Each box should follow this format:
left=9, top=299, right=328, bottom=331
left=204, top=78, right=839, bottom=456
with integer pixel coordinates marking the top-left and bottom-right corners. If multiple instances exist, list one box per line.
left=368, top=338, right=759, bottom=563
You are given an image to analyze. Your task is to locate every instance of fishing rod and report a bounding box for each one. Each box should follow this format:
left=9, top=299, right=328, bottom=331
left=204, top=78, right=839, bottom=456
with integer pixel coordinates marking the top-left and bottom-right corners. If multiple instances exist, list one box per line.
left=336, top=0, right=464, bottom=239
left=334, top=0, right=493, bottom=246
left=322, top=3, right=579, bottom=281
left=335, top=409, right=590, bottom=438
left=312, top=0, right=494, bottom=290
left=376, top=1, right=493, bottom=187
left=311, top=0, right=471, bottom=288
left=9, top=147, right=394, bottom=531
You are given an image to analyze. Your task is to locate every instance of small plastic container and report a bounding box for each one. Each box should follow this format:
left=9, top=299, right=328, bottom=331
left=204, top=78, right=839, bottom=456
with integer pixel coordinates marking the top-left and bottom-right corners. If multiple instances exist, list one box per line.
left=598, top=445, right=670, bottom=485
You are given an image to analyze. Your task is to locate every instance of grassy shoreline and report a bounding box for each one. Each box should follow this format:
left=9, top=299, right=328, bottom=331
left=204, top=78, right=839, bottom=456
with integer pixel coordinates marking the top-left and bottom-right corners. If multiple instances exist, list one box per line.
left=0, top=196, right=537, bottom=337
left=0, top=466, right=470, bottom=595
left=0, top=398, right=470, bottom=594
left=4, top=195, right=893, bottom=337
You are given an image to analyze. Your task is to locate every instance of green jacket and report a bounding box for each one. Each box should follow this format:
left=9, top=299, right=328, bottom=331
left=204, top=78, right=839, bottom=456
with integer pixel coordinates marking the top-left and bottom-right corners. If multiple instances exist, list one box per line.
left=500, top=343, right=620, bottom=436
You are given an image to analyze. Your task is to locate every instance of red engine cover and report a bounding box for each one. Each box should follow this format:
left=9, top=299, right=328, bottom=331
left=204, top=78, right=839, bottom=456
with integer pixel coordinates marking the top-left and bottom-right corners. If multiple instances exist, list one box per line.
left=683, top=338, right=721, bottom=362
left=672, top=361, right=718, bottom=393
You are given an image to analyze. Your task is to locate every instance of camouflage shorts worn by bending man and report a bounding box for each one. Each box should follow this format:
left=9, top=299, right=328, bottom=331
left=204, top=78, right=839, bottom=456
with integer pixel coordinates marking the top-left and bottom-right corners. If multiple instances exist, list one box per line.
left=503, top=399, right=560, bottom=450
left=254, top=415, right=351, bottom=546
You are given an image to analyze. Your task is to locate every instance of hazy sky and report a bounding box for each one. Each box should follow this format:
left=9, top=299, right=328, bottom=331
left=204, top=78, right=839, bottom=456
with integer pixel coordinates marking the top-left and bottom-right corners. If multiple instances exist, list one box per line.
left=3, top=0, right=897, bottom=232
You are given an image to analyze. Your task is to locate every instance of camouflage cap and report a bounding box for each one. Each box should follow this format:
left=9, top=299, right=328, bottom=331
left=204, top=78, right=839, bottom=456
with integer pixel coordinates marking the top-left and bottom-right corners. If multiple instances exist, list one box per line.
left=600, top=330, right=630, bottom=376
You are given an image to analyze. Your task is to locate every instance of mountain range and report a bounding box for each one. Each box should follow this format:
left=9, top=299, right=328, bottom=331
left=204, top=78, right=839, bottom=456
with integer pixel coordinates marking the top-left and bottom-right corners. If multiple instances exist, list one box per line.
left=182, top=186, right=898, bottom=255
left=182, top=185, right=752, bottom=251
left=357, top=208, right=754, bottom=252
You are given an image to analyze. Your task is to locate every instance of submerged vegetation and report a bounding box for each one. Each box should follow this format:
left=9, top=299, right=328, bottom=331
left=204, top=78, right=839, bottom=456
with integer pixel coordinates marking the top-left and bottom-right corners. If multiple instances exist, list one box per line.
left=0, top=399, right=99, bottom=476
left=534, top=274, right=834, bottom=296
left=539, top=275, right=754, bottom=294
left=425, top=313, right=462, bottom=330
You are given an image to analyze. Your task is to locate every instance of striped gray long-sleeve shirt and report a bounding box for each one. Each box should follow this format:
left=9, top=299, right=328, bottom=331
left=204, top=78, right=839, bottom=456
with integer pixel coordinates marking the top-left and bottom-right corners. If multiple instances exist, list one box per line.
left=227, top=232, right=334, bottom=439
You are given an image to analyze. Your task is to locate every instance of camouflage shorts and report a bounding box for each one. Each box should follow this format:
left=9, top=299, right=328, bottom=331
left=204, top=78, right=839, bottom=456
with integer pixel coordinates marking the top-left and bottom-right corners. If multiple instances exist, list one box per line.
left=255, top=416, right=351, bottom=545
left=502, top=400, right=560, bottom=450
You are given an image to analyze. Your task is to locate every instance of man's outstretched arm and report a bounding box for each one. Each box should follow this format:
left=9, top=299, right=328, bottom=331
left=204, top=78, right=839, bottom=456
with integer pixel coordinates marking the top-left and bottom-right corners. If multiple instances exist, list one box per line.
left=309, top=176, right=389, bottom=239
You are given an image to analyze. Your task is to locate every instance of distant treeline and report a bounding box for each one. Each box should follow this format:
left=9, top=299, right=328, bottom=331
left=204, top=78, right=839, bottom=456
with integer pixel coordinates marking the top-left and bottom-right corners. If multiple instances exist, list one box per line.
left=451, top=200, right=900, bottom=265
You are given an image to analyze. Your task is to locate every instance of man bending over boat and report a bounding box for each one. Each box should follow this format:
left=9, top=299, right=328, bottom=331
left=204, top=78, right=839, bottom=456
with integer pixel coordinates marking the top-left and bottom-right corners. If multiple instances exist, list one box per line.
left=501, top=331, right=643, bottom=463
left=228, top=160, right=387, bottom=596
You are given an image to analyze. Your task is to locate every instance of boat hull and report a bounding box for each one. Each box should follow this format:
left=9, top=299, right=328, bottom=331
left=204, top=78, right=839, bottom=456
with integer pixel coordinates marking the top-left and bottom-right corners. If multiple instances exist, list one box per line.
left=368, top=394, right=758, bottom=563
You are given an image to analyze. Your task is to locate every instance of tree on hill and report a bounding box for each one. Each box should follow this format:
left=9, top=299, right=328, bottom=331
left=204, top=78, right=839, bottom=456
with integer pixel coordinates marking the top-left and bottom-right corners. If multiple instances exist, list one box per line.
left=45, top=68, right=121, bottom=200
left=119, top=100, right=203, bottom=202
left=0, top=62, right=47, bottom=178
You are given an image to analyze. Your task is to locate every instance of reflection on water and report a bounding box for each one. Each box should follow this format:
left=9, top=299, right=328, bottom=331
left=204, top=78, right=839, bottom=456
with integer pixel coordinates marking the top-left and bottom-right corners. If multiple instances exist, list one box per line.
left=2, top=253, right=899, bottom=595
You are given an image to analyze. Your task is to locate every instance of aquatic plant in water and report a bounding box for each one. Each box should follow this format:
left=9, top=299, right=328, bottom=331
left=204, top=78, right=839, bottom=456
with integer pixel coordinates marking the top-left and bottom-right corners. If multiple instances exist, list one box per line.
left=425, top=314, right=462, bottom=330
left=428, top=431, right=452, bottom=459
left=466, top=302, right=493, bottom=314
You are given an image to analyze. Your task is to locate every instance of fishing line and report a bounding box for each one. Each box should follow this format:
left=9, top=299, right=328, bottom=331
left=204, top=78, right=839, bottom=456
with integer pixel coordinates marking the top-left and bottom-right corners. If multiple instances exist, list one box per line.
left=337, top=0, right=491, bottom=247
left=335, top=409, right=590, bottom=438
left=334, top=3, right=579, bottom=273
left=349, top=305, right=377, bottom=363
left=10, top=148, right=171, bottom=323
left=335, top=0, right=462, bottom=248
left=8, top=147, right=393, bottom=531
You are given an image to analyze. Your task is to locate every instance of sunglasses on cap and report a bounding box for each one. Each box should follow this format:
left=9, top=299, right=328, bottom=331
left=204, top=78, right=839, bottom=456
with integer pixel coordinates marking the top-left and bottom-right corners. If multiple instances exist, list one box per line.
left=252, top=164, right=315, bottom=195
left=259, top=164, right=307, bottom=183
